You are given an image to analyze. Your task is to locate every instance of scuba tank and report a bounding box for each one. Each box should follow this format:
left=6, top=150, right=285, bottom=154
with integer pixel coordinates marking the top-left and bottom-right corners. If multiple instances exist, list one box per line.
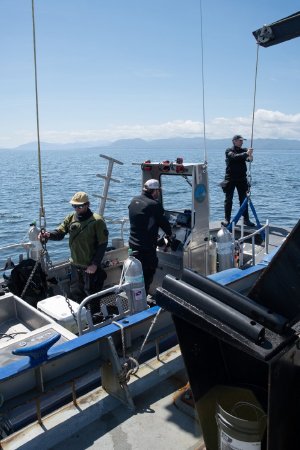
left=216, top=226, right=234, bottom=271
left=123, top=249, right=147, bottom=313
left=208, top=236, right=217, bottom=274
left=234, top=241, right=241, bottom=268
left=28, top=222, right=43, bottom=261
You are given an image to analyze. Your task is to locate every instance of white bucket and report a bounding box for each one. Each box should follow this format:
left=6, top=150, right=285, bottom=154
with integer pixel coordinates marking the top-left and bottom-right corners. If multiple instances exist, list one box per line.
left=216, top=401, right=267, bottom=450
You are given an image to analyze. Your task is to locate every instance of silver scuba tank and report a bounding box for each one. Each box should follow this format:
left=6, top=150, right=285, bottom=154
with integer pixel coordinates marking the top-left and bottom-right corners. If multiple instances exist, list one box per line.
left=123, top=249, right=148, bottom=313
left=208, top=236, right=217, bottom=274
left=216, top=226, right=234, bottom=271
left=28, top=222, right=43, bottom=261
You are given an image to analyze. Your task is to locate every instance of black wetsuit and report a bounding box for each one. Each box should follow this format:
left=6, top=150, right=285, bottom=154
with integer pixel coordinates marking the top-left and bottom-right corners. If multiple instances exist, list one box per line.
left=222, top=145, right=251, bottom=223
left=128, top=191, right=172, bottom=294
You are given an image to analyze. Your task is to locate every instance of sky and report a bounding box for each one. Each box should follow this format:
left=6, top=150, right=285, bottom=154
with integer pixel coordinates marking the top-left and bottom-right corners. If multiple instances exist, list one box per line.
left=1, top=0, right=300, bottom=148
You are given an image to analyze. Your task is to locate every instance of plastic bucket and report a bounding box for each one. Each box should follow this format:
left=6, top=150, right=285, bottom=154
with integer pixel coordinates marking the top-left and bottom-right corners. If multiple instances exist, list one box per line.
left=216, top=401, right=267, bottom=450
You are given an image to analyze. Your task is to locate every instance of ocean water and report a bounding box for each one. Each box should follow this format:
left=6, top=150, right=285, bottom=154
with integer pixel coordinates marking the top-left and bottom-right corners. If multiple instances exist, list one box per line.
left=1, top=145, right=299, bottom=266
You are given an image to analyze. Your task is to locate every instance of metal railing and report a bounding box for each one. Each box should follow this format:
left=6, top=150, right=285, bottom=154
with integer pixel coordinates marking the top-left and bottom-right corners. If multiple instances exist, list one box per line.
left=77, top=284, right=130, bottom=335
left=0, top=242, right=32, bottom=271
left=232, top=219, right=269, bottom=267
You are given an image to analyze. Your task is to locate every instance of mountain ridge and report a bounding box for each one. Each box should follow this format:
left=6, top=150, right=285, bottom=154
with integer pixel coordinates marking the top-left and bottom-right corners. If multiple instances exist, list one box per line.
left=2, top=136, right=300, bottom=151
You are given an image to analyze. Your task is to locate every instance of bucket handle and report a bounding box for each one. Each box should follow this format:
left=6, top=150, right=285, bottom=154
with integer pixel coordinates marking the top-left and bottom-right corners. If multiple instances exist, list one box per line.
left=231, top=401, right=267, bottom=423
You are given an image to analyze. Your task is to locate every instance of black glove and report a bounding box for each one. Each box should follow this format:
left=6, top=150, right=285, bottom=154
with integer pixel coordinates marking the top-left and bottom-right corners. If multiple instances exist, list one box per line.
left=39, top=228, right=49, bottom=244
left=168, top=235, right=181, bottom=252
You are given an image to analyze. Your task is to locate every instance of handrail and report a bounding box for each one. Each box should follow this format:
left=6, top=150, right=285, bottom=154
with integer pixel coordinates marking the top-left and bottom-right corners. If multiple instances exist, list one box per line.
left=235, top=220, right=269, bottom=267
left=0, top=242, right=32, bottom=252
left=0, top=242, right=32, bottom=271
left=77, top=284, right=130, bottom=335
left=105, top=218, right=129, bottom=241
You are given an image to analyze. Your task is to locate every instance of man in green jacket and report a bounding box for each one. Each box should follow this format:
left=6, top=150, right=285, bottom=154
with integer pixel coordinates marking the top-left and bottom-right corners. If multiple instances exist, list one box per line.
left=40, top=192, right=108, bottom=304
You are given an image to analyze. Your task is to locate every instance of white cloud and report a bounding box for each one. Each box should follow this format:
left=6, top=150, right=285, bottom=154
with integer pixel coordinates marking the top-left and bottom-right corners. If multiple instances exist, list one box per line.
left=1, top=109, right=300, bottom=147
left=207, top=109, right=300, bottom=140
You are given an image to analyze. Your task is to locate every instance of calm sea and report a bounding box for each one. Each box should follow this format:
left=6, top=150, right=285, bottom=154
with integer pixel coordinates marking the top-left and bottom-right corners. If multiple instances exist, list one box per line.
left=1, top=146, right=299, bottom=267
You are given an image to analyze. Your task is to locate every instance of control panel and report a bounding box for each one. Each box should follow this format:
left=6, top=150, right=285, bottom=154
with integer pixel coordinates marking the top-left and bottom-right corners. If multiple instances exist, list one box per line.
left=158, top=209, right=192, bottom=252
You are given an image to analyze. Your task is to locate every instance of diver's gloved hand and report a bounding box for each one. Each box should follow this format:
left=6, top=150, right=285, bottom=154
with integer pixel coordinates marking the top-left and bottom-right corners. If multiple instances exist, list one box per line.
left=38, top=229, right=50, bottom=243
left=168, top=234, right=181, bottom=252
left=157, top=234, right=181, bottom=251
left=157, top=234, right=172, bottom=251
left=157, top=235, right=166, bottom=247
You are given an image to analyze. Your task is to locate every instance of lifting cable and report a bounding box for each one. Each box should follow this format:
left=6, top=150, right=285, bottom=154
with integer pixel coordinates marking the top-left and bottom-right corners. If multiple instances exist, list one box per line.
left=199, top=0, right=208, bottom=165
left=248, top=43, right=260, bottom=195
left=31, top=0, right=46, bottom=230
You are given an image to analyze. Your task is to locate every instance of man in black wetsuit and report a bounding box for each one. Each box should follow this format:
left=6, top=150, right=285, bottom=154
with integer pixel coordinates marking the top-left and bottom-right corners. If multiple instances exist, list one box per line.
left=221, top=135, right=255, bottom=227
left=128, top=179, right=172, bottom=295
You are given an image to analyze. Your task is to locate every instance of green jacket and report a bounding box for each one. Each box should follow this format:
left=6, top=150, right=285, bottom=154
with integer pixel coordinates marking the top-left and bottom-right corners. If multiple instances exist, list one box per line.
left=57, top=212, right=108, bottom=267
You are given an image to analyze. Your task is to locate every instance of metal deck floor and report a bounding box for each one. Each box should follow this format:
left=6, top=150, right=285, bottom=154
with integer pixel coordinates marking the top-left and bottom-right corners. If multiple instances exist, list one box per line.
left=51, top=375, right=202, bottom=450
left=1, top=346, right=204, bottom=450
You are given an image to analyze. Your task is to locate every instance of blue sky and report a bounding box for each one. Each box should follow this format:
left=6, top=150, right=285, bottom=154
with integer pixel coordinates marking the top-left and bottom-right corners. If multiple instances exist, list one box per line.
left=1, top=0, right=300, bottom=148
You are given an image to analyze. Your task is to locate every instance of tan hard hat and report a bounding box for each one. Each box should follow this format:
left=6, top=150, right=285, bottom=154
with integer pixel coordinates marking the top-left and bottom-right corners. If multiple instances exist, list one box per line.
left=69, top=191, right=89, bottom=205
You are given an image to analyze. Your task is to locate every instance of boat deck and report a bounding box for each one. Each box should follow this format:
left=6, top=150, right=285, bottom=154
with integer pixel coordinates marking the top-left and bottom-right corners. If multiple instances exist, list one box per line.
left=1, top=346, right=204, bottom=450
left=51, top=374, right=202, bottom=450
left=0, top=223, right=293, bottom=449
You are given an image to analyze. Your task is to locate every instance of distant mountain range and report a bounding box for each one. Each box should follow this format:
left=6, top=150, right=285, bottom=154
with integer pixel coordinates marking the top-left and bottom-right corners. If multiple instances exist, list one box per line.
left=2, top=136, right=300, bottom=151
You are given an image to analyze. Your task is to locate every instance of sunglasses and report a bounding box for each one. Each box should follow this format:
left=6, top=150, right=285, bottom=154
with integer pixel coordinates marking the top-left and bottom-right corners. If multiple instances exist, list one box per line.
left=72, top=203, right=87, bottom=209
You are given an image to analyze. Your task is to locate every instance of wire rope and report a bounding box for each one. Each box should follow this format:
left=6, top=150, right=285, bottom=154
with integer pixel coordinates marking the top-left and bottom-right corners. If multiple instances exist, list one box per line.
left=31, top=0, right=46, bottom=229
left=248, top=44, right=260, bottom=193
left=250, top=44, right=260, bottom=148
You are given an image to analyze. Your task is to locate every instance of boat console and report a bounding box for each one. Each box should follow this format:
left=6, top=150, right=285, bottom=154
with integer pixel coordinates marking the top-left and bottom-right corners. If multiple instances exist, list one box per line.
left=139, top=158, right=210, bottom=291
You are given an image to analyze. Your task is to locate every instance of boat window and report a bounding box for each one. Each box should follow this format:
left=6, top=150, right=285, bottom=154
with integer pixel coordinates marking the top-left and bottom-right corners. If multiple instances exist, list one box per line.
left=160, top=174, right=192, bottom=213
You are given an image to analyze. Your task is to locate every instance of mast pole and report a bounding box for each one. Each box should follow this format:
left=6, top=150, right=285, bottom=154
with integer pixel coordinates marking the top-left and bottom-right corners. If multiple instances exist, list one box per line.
left=199, top=0, right=207, bottom=165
